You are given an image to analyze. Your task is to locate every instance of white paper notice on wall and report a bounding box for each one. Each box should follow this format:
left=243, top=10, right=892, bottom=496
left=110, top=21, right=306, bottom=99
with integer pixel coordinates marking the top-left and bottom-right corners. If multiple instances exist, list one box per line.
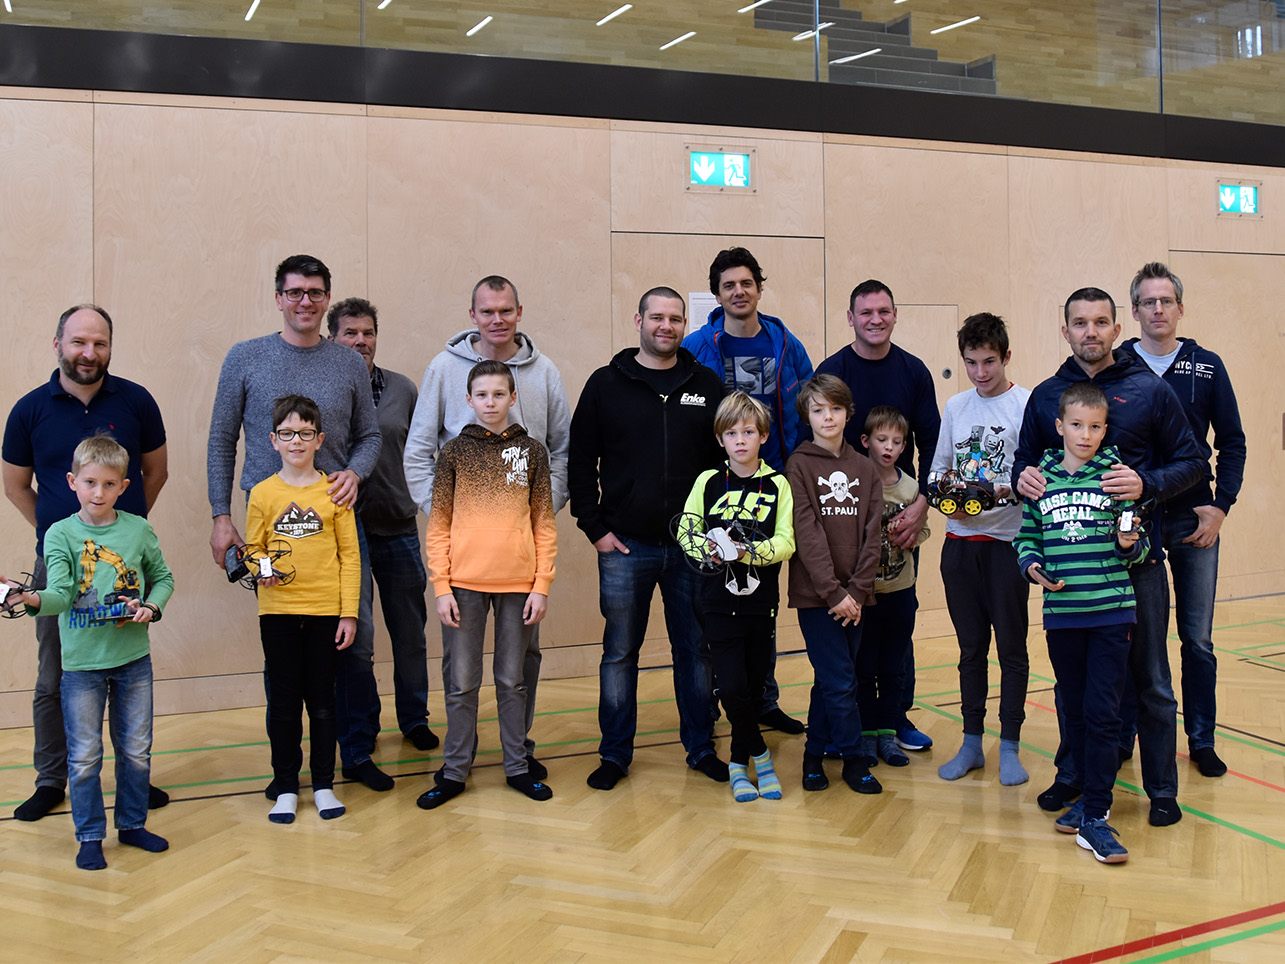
left=687, top=292, right=720, bottom=334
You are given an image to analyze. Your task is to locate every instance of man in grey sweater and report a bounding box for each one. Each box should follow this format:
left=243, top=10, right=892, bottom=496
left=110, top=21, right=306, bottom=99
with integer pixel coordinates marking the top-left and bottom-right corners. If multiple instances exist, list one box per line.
left=329, top=296, right=438, bottom=755
left=207, top=254, right=387, bottom=791
left=404, top=275, right=570, bottom=778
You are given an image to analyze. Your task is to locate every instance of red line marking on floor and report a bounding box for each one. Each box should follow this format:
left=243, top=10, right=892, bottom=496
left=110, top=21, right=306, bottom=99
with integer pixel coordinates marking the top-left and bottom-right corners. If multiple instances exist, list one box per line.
left=1177, top=753, right=1285, bottom=794
left=1050, top=900, right=1285, bottom=964
left=1026, top=699, right=1285, bottom=795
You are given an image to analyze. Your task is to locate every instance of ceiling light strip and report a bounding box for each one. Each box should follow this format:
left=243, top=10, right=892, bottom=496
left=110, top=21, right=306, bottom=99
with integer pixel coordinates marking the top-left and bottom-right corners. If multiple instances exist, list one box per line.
left=930, top=15, right=981, bottom=35
left=596, top=4, right=632, bottom=26
left=830, top=47, right=882, bottom=65
left=660, top=31, right=697, bottom=51
left=466, top=15, right=493, bottom=37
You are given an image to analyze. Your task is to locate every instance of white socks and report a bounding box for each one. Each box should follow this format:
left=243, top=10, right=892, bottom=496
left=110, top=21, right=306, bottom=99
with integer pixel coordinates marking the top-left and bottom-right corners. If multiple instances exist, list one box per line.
left=314, top=788, right=346, bottom=820
left=268, top=792, right=298, bottom=824
left=267, top=789, right=346, bottom=822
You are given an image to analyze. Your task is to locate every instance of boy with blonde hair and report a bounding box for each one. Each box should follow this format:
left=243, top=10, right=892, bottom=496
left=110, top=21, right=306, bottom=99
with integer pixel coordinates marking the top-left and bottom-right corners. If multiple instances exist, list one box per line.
left=4, top=433, right=173, bottom=870
left=680, top=391, right=794, bottom=802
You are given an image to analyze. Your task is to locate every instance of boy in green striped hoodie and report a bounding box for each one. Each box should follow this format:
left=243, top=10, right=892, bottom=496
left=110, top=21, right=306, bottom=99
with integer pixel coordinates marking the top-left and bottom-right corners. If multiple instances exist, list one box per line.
left=1014, top=383, right=1147, bottom=865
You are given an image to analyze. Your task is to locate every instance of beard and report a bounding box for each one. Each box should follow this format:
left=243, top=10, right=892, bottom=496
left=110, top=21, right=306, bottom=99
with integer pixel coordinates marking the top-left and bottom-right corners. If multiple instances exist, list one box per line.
left=58, top=350, right=109, bottom=386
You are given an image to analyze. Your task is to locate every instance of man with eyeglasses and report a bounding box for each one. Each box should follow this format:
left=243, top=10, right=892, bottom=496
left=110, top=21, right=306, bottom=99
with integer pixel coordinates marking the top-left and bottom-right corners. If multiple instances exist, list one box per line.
left=207, top=254, right=387, bottom=792
left=404, top=275, right=570, bottom=781
left=1012, top=285, right=1204, bottom=829
left=1117, top=262, right=1246, bottom=780
left=3, top=303, right=171, bottom=821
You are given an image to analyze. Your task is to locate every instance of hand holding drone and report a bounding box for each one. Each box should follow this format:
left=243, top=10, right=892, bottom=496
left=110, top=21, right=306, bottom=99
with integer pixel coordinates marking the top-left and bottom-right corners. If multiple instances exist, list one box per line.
left=0, top=572, right=38, bottom=619
left=229, top=539, right=297, bottom=590
left=671, top=508, right=773, bottom=597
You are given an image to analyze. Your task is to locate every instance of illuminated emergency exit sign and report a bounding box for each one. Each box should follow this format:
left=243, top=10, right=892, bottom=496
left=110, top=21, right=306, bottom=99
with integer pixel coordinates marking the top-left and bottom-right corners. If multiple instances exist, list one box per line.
left=687, top=146, right=756, bottom=193
left=1217, top=180, right=1261, bottom=218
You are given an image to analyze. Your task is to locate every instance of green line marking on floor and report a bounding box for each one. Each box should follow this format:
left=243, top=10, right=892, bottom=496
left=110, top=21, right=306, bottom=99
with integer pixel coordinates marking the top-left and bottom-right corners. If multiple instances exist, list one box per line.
left=1126, top=917, right=1285, bottom=963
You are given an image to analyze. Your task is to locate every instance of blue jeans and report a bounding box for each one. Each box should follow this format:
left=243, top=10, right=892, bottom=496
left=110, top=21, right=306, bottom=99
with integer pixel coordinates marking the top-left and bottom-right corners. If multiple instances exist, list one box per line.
left=1056, top=561, right=1178, bottom=799
left=1164, top=511, right=1220, bottom=750
left=895, top=548, right=921, bottom=730
left=335, top=518, right=383, bottom=768
left=62, top=655, right=153, bottom=842
left=355, top=529, right=430, bottom=736
left=798, top=607, right=865, bottom=759
left=596, top=539, right=716, bottom=770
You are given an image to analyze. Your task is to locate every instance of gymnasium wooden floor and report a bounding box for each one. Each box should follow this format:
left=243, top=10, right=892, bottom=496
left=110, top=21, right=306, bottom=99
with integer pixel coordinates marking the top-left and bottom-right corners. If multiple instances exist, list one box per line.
left=2, top=595, right=1283, bottom=962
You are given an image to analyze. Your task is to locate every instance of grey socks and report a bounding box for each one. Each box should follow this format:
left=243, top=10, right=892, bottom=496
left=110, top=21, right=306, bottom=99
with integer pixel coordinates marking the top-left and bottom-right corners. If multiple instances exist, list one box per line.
left=998, top=738, right=1029, bottom=786
left=937, top=733, right=985, bottom=780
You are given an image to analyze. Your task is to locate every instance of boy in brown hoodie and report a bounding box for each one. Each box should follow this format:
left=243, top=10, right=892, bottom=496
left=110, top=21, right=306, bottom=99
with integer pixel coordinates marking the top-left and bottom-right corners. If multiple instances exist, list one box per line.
left=419, top=360, right=557, bottom=809
left=786, top=375, right=884, bottom=793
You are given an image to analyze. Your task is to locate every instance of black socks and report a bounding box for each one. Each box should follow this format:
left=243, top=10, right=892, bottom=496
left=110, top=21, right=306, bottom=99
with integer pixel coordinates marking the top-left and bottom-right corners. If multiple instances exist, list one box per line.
left=14, top=786, right=65, bottom=821
left=406, top=725, right=440, bottom=752
left=342, top=760, right=395, bottom=792
left=586, top=760, right=626, bottom=791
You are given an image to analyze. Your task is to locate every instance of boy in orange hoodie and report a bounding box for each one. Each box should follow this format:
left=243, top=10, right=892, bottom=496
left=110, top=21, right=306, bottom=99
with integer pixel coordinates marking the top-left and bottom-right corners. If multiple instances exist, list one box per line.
left=419, top=360, right=557, bottom=809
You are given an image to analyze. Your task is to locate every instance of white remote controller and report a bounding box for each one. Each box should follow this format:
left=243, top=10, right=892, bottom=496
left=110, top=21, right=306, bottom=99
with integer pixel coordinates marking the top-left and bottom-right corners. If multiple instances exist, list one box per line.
left=259, top=557, right=275, bottom=579
left=705, top=527, right=740, bottom=562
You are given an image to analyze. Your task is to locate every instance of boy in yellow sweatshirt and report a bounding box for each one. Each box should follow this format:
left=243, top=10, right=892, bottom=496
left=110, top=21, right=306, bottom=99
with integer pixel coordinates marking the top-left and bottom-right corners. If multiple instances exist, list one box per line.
left=245, top=395, right=359, bottom=825
left=419, top=360, right=557, bottom=809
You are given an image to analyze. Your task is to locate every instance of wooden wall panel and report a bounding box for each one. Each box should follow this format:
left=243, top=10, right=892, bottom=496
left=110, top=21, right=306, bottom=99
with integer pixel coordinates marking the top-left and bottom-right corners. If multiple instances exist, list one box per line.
left=610, top=126, right=825, bottom=239
left=0, top=98, right=94, bottom=695
left=1, top=88, right=1283, bottom=724
left=1007, top=154, right=1170, bottom=389
left=1166, top=160, right=1285, bottom=256
left=1164, top=251, right=1284, bottom=595
left=90, top=102, right=368, bottom=686
left=366, top=113, right=613, bottom=669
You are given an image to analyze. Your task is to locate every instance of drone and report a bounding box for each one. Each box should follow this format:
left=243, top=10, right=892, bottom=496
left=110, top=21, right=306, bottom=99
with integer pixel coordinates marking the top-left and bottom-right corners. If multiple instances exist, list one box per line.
left=231, top=539, right=297, bottom=590
left=671, top=507, right=774, bottom=596
left=0, top=572, right=36, bottom=619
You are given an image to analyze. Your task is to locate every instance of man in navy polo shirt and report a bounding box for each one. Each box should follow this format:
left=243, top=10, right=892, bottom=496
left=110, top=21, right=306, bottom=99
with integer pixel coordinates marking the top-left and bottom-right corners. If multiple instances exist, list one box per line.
left=2, top=304, right=170, bottom=821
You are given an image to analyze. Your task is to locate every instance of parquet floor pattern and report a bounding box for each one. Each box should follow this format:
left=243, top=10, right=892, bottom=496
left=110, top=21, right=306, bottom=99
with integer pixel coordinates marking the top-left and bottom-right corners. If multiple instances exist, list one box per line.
left=1, top=596, right=1283, bottom=962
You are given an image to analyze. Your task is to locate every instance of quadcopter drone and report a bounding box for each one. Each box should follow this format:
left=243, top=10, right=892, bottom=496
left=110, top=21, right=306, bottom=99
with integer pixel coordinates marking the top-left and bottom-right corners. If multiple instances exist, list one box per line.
left=0, top=572, right=36, bottom=619
left=927, top=469, right=1016, bottom=517
left=671, top=507, right=773, bottom=596
left=230, top=539, right=297, bottom=590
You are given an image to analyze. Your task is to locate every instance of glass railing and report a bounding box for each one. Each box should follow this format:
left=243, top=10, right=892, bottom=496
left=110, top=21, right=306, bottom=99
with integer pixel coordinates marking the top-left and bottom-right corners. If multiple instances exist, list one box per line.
left=2, top=1, right=1282, bottom=127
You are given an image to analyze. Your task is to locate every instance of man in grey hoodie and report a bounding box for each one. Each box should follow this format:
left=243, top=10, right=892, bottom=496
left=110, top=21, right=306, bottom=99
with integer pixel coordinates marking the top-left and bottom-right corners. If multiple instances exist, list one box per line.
left=404, top=275, right=571, bottom=778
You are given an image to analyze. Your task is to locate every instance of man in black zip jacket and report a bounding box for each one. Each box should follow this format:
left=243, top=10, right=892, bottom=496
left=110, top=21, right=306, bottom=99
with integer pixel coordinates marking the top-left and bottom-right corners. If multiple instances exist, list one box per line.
left=1119, top=262, right=1246, bottom=779
left=569, top=286, right=728, bottom=791
left=1013, top=286, right=1204, bottom=829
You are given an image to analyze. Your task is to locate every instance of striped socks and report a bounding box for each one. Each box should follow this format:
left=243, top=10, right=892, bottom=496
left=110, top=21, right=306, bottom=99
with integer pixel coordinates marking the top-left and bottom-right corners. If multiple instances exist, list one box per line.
left=753, top=750, right=783, bottom=800
left=729, top=763, right=758, bottom=803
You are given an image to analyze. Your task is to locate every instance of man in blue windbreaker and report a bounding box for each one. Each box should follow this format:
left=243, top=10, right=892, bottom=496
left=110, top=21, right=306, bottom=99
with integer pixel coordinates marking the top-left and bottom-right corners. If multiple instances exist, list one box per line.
left=683, top=246, right=814, bottom=735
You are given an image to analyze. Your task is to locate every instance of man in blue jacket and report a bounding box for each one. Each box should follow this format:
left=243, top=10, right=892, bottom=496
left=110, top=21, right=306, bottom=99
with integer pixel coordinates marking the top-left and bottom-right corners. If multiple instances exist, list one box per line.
left=683, top=247, right=814, bottom=734
left=1119, top=262, right=1246, bottom=779
left=1014, top=286, right=1204, bottom=828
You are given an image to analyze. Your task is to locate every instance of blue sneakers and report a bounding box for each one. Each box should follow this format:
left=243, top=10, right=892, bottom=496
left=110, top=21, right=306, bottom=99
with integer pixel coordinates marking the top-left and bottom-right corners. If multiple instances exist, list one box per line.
left=1076, top=818, right=1129, bottom=863
left=895, top=726, right=933, bottom=751
left=1055, top=800, right=1110, bottom=834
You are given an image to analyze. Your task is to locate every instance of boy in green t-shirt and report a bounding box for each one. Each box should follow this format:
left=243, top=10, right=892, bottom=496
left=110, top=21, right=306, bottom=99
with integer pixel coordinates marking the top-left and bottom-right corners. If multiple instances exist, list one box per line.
left=3, top=434, right=173, bottom=871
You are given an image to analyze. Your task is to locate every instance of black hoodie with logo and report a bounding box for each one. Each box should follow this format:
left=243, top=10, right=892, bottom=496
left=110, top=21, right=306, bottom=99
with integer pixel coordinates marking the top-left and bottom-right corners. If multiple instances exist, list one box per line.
left=569, top=348, right=724, bottom=544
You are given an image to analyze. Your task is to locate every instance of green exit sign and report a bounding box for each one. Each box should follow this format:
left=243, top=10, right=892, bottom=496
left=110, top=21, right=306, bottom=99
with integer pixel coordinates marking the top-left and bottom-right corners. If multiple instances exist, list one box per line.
left=1217, top=180, right=1261, bottom=217
left=687, top=146, right=756, bottom=193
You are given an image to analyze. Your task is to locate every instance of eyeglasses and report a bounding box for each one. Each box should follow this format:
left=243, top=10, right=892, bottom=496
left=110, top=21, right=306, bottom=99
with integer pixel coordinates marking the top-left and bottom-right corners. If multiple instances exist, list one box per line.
left=1137, top=297, right=1178, bottom=310
left=279, top=288, right=329, bottom=303
left=274, top=429, right=318, bottom=441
